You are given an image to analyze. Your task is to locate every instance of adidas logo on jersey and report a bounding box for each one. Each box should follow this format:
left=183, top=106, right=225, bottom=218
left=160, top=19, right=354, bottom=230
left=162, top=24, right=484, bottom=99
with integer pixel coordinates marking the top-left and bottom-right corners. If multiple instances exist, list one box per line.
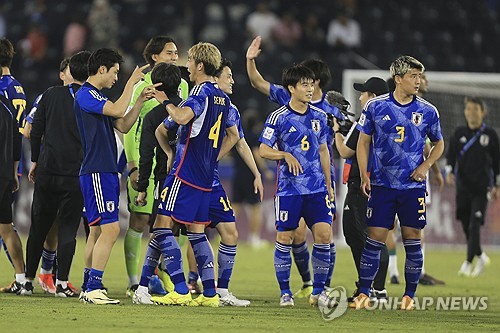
left=419, top=215, right=426, bottom=221
left=382, top=115, right=391, bottom=121
left=203, top=262, right=214, bottom=269
left=289, top=126, right=297, bottom=133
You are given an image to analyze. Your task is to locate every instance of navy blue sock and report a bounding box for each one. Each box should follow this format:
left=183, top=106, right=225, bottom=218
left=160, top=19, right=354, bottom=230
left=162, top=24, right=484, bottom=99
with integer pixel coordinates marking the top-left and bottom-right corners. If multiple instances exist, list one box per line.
left=403, top=239, right=423, bottom=299
left=292, top=241, right=311, bottom=284
left=188, top=232, right=216, bottom=297
left=325, top=242, right=336, bottom=287
left=139, top=238, right=161, bottom=287
left=41, top=248, right=56, bottom=272
left=188, top=271, right=199, bottom=283
left=81, top=267, right=90, bottom=290
left=86, top=269, right=104, bottom=292
left=217, top=243, right=236, bottom=290
left=275, top=241, right=292, bottom=296
left=359, top=237, right=384, bottom=296
left=153, top=228, right=188, bottom=294
left=312, top=243, right=330, bottom=295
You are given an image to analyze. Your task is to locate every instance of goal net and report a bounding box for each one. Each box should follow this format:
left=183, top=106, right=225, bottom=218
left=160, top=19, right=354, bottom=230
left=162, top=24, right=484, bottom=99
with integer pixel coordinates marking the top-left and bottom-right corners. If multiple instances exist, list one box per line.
left=339, top=69, right=500, bottom=247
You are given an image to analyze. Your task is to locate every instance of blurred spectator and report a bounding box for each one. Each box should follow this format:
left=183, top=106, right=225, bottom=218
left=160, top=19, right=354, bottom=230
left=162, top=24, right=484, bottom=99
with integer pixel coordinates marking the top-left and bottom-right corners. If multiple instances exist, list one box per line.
left=200, top=3, right=228, bottom=44
left=63, top=16, right=88, bottom=57
left=0, top=9, right=6, bottom=38
left=19, top=24, right=48, bottom=63
left=87, top=0, right=119, bottom=50
left=25, top=0, right=47, bottom=29
left=246, top=0, right=278, bottom=46
left=326, top=8, right=361, bottom=50
left=271, top=11, right=302, bottom=49
left=302, top=12, right=326, bottom=52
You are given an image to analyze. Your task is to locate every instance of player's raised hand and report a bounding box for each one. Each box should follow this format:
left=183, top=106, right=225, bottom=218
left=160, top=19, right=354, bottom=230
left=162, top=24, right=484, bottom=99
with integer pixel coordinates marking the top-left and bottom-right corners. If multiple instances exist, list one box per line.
left=140, top=82, right=162, bottom=101
left=284, top=152, right=303, bottom=176
left=246, top=36, right=262, bottom=60
left=129, top=64, right=150, bottom=85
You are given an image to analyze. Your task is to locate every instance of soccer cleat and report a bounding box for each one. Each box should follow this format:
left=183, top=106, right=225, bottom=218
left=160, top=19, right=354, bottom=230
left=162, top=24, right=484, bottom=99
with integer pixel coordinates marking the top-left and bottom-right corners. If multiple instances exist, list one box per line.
left=193, top=294, right=220, bottom=307
left=133, top=288, right=153, bottom=305
left=219, top=293, right=250, bottom=307
left=18, top=281, right=34, bottom=296
left=348, top=293, right=370, bottom=309
left=188, top=280, right=202, bottom=295
left=458, top=261, right=472, bottom=277
left=157, top=269, right=175, bottom=293
left=390, top=275, right=400, bottom=284
left=79, top=291, right=85, bottom=302
left=148, top=275, right=167, bottom=295
left=293, top=284, right=313, bottom=299
left=83, top=289, right=120, bottom=305
left=1, top=280, right=20, bottom=293
left=347, top=282, right=360, bottom=303
left=400, top=295, right=415, bottom=310
left=471, top=253, right=490, bottom=277
left=370, top=289, right=388, bottom=303
left=38, top=273, right=57, bottom=294
left=279, top=293, right=294, bottom=307
left=55, top=284, right=78, bottom=298
left=67, top=282, right=79, bottom=293
left=309, top=290, right=337, bottom=308
left=151, top=291, right=193, bottom=306
left=126, top=284, right=139, bottom=297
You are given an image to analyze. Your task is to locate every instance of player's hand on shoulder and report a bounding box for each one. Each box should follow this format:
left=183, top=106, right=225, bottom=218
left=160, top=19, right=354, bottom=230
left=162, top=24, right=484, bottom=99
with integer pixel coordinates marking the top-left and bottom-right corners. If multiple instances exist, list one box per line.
left=246, top=36, right=262, bottom=60
left=152, top=89, right=168, bottom=104
left=284, top=152, right=303, bottom=176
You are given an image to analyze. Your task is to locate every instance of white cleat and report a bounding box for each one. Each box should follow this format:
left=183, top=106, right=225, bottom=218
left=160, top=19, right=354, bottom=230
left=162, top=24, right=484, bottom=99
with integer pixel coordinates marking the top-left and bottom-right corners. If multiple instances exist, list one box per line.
left=219, top=293, right=251, bottom=307
left=279, top=293, right=294, bottom=307
left=471, top=253, right=491, bottom=277
left=83, top=289, right=120, bottom=305
left=309, top=290, right=337, bottom=308
left=458, top=261, right=472, bottom=277
left=133, top=287, right=153, bottom=305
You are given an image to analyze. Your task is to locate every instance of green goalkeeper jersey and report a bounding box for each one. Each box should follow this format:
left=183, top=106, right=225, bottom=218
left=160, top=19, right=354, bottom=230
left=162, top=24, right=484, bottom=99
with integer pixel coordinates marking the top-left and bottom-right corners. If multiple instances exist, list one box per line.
left=123, top=71, right=189, bottom=166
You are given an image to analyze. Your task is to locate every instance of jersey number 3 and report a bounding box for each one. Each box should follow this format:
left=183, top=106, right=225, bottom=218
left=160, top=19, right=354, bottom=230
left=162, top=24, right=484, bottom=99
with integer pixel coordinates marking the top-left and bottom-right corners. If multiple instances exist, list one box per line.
left=395, top=126, right=405, bottom=142
left=208, top=113, right=223, bottom=148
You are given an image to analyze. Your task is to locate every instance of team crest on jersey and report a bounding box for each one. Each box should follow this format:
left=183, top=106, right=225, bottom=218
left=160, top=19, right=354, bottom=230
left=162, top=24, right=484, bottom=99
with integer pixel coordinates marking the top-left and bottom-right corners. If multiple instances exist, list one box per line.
left=311, top=120, right=321, bottom=133
left=106, top=201, right=115, bottom=213
left=480, top=134, right=489, bottom=147
left=411, top=112, right=423, bottom=126
left=366, top=207, right=372, bottom=219
left=279, top=210, right=289, bottom=222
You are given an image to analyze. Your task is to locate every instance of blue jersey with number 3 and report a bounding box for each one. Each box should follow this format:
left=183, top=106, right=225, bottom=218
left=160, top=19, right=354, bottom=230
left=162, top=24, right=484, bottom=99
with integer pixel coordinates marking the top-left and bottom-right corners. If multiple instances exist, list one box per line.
left=356, top=93, right=442, bottom=190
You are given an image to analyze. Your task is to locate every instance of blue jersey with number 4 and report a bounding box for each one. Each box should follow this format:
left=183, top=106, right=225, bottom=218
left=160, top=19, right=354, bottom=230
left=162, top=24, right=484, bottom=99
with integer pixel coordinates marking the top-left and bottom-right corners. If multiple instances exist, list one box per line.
left=356, top=93, right=442, bottom=190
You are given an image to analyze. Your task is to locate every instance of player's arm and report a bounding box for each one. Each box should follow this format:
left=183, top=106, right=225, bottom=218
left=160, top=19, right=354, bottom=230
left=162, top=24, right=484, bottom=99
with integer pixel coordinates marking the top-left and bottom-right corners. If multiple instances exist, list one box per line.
left=357, top=132, right=372, bottom=197
left=235, top=137, right=264, bottom=201
left=28, top=94, right=47, bottom=183
left=319, top=142, right=333, bottom=200
left=218, top=125, right=240, bottom=160
left=411, top=139, right=444, bottom=182
left=152, top=90, right=194, bottom=125
left=102, top=64, right=150, bottom=118
left=155, top=123, right=175, bottom=172
left=246, top=36, right=271, bottom=96
left=136, top=112, right=157, bottom=193
left=12, top=115, right=21, bottom=192
left=424, top=142, right=444, bottom=191
left=114, top=83, right=159, bottom=133
left=333, top=118, right=356, bottom=158
left=488, top=130, right=500, bottom=200
left=259, top=144, right=302, bottom=176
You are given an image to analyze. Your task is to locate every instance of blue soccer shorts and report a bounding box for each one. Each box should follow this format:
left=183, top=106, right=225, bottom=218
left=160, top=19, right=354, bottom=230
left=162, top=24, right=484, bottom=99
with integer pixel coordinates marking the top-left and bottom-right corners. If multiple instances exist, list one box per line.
left=208, top=184, right=236, bottom=228
left=274, top=192, right=333, bottom=232
left=80, top=172, right=120, bottom=226
left=366, top=186, right=427, bottom=230
left=157, top=175, right=210, bottom=225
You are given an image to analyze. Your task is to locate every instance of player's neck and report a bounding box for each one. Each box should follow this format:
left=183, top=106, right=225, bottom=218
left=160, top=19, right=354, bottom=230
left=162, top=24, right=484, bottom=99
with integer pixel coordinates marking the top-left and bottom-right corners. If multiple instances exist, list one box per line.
left=195, top=73, right=214, bottom=85
left=311, top=88, right=323, bottom=102
left=467, top=121, right=483, bottom=130
left=87, top=76, right=104, bottom=90
left=1, top=66, right=11, bottom=76
left=393, top=88, right=413, bottom=105
left=289, top=98, right=308, bottom=113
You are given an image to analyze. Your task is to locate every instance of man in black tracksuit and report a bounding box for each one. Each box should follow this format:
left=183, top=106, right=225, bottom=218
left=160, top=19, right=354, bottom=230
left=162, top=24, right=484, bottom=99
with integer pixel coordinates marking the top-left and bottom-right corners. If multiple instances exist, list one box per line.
left=446, top=96, right=500, bottom=277
left=333, top=77, right=389, bottom=301
left=23, top=51, right=91, bottom=296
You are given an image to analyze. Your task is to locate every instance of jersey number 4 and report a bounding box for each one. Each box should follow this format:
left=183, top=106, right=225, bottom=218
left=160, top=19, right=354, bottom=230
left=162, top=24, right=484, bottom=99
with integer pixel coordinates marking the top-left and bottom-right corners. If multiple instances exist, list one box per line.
left=208, top=113, right=223, bottom=148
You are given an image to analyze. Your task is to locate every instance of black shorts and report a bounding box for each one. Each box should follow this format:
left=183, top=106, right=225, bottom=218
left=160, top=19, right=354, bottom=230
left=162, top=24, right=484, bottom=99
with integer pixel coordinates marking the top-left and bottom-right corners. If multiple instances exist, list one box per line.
left=0, top=179, right=13, bottom=224
left=231, top=175, right=260, bottom=205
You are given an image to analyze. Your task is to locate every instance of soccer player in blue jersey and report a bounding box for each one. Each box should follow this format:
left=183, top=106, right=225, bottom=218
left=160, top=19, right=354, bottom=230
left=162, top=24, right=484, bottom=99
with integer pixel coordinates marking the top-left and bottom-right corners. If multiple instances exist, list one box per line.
left=74, top=48, right=157, bottom=305
left=144, top=42, right=234, bottom=307
left=351, top=55, right=444, bottom=310
left=259, top=64, right=334, bottom=307
left=247, top=36, right=340, bottom=298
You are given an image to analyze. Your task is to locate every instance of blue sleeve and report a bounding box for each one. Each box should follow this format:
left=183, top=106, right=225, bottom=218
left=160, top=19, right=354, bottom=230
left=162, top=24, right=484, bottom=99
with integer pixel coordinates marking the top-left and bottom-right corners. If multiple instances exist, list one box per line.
left=181, top=93, right=205, bottom=119
left=163, top=115, right=179, bottom=132
left=356, top=105, right=374, bottom=136
left=27, top=93, right=43, bottom=124
left=426, top=108, right=443, bottom=142
left=80, top=89, right=107, bottom=115
left=269, top=84, right=290, bottom=106
left=259, top=114, right=279, bottom=148
left=226, top=104, right=244, bottom=139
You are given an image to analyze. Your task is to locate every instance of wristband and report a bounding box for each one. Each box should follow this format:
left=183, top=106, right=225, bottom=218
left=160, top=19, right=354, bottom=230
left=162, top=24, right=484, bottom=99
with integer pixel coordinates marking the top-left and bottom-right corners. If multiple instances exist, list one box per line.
left=129, top=167, right=138, bottom=176
left=163, top=100, right=174, bottom=107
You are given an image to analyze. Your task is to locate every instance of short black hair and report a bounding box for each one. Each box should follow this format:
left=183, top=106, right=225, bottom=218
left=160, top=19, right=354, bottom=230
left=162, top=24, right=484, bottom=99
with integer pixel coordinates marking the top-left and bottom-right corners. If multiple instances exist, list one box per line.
left=0, top=38, right=15, bottom=68
left=282, top=64, right=315, bottom=94
left=69, top=51, right=91, bottom=82
left=143, top=36, right=176, bottom=67
left=465, top=96, right=486, bottom=112
left=214, top=58, right=232, bottom=78
left=151, top=63, right=181, bottom=97
left=88, top=48, right=123, bottom=76
left=59, top=57, right=71, bottom=72
left=300, top=59, right=331, bottom=90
